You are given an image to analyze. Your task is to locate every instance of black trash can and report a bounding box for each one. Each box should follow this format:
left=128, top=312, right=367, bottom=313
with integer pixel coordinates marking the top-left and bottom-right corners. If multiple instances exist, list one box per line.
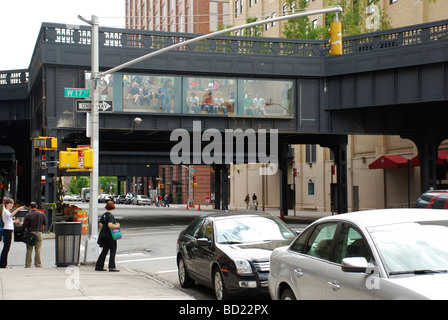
left=54, top=222, right=82, bottom=267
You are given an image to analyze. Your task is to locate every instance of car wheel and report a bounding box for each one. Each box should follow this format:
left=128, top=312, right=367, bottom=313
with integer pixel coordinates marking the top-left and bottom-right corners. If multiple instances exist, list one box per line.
left=178, top=256, right=195, bottom=288
left=213, top=268, right=229, bottom=300
left=280, top=288, right=296, bottom=300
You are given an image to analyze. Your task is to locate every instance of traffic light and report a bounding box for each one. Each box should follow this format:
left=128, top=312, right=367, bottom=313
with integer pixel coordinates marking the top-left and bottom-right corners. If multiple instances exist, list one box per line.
left=329, top=21, right=342, bottom=56
left=34, top=137, right=57, bottom=150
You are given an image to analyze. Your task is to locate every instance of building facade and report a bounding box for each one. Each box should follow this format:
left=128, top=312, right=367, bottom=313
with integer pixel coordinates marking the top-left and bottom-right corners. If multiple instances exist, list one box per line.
left=126, top=0, right=230, bottom=33
left=229, top=0, right=448, bottom=38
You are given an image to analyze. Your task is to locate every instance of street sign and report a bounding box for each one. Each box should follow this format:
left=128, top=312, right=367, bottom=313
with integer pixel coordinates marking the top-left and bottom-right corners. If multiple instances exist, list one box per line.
left=76, top=100, right=113, bottom=112
left=64, top=88, right=90, bottom=98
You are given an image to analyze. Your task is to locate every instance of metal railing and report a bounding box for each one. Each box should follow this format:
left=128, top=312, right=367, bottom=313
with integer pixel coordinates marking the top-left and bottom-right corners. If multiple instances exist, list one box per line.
left=0, top=70, right=28, bottom=86
left=38, top=18, right=448, bottom=57
left=2, top=18, right=448, bottom=87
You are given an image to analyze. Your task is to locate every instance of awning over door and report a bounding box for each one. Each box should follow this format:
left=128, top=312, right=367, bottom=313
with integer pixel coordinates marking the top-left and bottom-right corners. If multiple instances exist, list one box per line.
left=410, top=150, right=448, bottom=166
left=368, top=155, right=409, bottom=169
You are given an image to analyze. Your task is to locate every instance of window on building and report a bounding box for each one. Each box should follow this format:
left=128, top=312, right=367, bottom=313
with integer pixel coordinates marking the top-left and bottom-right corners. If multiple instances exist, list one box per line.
left=308, top=181, right=315, bottom=196
left=210, top=2, right=218, bottom=32
left=306, top=144, right=317, bottom=163
left=390, top=0, right=397, bottom=3
left=178, top=13, right=183, bottom=32
left=235, top=0, right=239, bottom=17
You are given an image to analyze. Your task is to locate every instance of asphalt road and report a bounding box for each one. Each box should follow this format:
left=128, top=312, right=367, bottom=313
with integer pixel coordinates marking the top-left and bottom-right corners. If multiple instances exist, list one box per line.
left=8, top=202, right=311, bottom=300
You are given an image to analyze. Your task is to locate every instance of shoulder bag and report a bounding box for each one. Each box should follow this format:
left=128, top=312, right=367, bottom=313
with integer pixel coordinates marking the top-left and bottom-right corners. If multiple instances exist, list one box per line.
left=109, top=213, right=122, bottom=240
left=23, top=212, right=42, bottom=246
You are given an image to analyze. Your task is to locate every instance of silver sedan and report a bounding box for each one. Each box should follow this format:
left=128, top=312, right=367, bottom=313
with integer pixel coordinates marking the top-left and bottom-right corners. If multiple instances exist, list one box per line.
left=269, top=209, right=448, bottom=300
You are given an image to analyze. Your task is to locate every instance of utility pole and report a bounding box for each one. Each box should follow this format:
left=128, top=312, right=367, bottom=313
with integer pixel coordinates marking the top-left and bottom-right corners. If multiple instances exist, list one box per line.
left=77, top=14, right=100, bottom=263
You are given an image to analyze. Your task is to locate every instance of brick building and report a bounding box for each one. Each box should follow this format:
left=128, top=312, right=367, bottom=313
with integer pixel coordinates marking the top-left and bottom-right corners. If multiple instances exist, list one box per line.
left=125, top=0, right=230, bottom=33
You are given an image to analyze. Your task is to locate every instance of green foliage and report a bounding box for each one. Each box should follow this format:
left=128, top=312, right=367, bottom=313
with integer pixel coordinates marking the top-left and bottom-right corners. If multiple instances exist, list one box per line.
left=282, top=0, right=394, bottom=40
left=68, top=176, right=89, bottom=195
left=68, top=176, right=118, bottom=195
left=244, top=17, right=263, bottom=37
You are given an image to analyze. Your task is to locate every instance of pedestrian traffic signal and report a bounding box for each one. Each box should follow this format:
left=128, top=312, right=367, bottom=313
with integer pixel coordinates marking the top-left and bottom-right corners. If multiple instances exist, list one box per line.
left=34, top=137, right=57, bottom=150
left=59, top=147, right=93, bottom=171
left=329, top=21, right=342, bottom=56
left=59, top=150, right=78, bottom=170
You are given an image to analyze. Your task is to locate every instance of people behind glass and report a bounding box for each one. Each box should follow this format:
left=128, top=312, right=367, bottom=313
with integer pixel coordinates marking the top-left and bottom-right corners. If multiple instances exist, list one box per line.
left=244, top=92, right=267, bottom=116
left=188, top=92, right=200, bottom=113
left=124, top=76, right=175, bottom=112
left=162, top=79, right=174, bottom=113
left=139, top=83, right=153, bottom=106
left=122, top=75, right=291, bottom=116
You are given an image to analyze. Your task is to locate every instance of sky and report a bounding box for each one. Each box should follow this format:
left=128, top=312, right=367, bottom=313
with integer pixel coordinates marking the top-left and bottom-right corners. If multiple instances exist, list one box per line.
left=0, top=0, right=125, bottom=70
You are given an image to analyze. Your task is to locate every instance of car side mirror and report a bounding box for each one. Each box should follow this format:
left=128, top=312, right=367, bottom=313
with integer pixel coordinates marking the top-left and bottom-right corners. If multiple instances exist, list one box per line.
left=197, top=238, right=211, bottom=247
left=341, top=257, right=368, bottom=273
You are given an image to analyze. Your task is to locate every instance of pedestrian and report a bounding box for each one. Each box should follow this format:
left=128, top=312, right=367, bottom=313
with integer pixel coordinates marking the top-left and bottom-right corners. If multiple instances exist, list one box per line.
left=1, top=199, right=25, bottom=268
left=252, top=193, right=258, bottom=211
left=164, top=193, right=170, bottom=207
left=96, top=201, right=120, bottom=272
left=244, top=194, right=250, bottom=209
left=22, top=202, right=47, bottom=268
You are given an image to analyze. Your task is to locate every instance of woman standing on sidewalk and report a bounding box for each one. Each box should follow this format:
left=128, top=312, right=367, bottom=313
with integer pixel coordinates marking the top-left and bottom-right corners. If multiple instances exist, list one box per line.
left=1, top=199, right=25, bottom=268
left=95, top=201, right=120, bottom=272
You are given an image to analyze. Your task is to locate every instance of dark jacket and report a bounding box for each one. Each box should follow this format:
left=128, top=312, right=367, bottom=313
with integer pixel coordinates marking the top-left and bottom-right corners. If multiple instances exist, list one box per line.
left=23, top=209, right=47, bottom=232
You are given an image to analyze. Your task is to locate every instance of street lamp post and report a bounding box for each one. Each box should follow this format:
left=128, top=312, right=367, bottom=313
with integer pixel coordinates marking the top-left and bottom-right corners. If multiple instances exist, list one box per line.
left=78, top=14, right=100, bottom=263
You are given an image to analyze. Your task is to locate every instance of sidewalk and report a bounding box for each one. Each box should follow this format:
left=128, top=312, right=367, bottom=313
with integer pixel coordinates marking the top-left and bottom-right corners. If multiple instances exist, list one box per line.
left=0, top=229, right=195, bottom=300
left=0, top=263, right=194, bottom=300
left=0, top=205, right=328, bottom=300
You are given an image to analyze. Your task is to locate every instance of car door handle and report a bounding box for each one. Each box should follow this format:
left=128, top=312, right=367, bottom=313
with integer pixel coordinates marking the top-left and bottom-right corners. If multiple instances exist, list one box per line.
left=327, top=280, right=340, bottom=290
left=293, top=269, right=303, bottom=277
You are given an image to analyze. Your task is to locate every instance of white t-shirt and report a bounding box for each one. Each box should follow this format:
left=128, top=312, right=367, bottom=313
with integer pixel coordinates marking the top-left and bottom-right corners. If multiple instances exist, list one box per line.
left=2, top=208, right=14, bottom=230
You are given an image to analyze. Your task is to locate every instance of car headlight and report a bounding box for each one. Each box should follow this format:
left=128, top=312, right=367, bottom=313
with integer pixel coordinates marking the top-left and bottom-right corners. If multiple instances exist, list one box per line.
left=234, top=259, right=253, bottom=274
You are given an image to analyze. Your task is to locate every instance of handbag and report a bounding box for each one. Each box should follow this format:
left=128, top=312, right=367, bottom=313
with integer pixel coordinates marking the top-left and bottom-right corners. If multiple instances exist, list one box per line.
left=23, top=231, right=37, bottom=246
left=109, top=213, right=122, bottom=240
left=23, top=211, right=42, bottom=246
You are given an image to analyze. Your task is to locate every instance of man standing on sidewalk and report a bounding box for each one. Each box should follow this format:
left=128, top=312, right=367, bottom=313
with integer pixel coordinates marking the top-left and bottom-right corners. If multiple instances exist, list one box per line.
left=22, top=202, right=47, bottom=268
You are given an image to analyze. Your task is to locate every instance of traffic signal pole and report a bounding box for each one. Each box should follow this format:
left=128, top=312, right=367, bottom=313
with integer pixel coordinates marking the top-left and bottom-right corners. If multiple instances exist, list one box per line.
left=77, top=6, right=343, bottom=263
left=77, top=14, right=100, bottom=263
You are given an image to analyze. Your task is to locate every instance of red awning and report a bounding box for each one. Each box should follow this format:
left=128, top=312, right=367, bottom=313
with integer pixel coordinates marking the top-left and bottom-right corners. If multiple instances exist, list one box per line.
left=410, top=150, right=448, bottom=166
left=368, top=155, right=409, bottom=170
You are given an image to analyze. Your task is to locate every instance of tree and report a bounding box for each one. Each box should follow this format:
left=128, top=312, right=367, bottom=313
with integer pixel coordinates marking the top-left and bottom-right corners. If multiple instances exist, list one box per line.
left=282, top=0, right=324, bottom=39
left=69, top=176, right=89, bottom=195
left=243, top=17, right=263, bottom=37
left=282, top=0, right=395, bottom=40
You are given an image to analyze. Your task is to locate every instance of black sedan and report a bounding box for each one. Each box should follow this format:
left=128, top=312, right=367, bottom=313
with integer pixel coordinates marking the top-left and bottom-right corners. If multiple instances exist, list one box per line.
left=176, top=213, right=296, bottom=300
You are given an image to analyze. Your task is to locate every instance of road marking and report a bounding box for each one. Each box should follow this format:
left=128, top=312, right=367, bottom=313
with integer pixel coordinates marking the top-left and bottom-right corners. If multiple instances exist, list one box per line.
left=117, top=256, right=176, bottom=264
left=155, top=270, right=178, bottom=274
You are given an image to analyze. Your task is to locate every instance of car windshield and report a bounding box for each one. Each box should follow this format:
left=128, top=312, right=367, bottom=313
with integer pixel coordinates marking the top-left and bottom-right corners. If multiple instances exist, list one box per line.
left=215, top=216, right=295, bottom=244
left=368, top=221, right=448, bottom=276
